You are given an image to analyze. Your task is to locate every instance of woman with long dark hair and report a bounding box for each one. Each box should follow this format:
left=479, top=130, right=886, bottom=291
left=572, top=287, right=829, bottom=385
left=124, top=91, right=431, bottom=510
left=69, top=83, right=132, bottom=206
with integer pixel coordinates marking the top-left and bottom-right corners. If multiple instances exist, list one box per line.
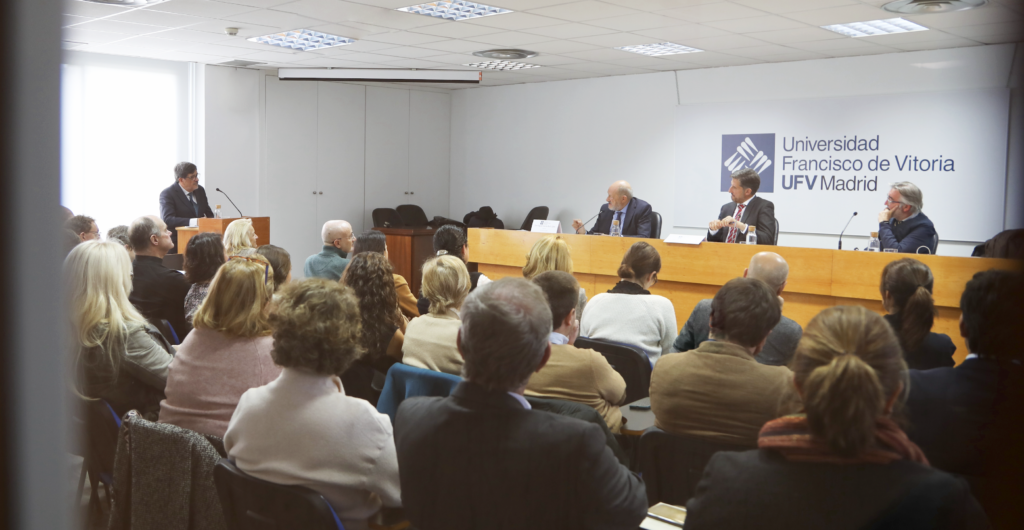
left=880, top=258, right=955, bottom=370
left=351, top=230, right=418, bottom=319
left=184, top=232, right=226, bottom=323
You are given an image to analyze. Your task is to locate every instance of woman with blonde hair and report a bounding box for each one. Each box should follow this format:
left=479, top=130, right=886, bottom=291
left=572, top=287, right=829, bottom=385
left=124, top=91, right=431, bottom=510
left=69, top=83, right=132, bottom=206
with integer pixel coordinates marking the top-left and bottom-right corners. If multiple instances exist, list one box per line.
left=159, top=255, right=281, bottom=438
left=880, top=258, right=955, bottom=370
left=522, top=235, right=588, bottom=317
left=403, top=255, right=471, bottom=375
left=223, top=218, right=258, bottom=257
left=684, top=306, right=987, bottom=529
left=66, top=240, right=173, bottom=419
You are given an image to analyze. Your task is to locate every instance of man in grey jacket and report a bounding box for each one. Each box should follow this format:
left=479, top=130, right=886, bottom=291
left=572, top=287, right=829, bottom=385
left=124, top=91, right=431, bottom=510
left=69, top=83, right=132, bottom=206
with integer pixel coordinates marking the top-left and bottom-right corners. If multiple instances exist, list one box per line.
left=671, top=252, right=801, bottom=366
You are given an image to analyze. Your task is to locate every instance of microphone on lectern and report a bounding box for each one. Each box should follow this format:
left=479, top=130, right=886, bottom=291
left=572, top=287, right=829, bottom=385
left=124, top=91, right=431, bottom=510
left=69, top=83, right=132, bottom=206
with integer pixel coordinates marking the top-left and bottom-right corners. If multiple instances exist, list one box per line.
left=216, top=188, right=244, bottom=218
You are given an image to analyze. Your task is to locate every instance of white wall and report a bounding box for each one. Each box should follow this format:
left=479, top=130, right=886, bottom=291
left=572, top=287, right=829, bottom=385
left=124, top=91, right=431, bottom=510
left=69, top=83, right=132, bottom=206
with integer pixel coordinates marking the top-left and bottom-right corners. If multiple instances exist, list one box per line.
left=203, top=65, right=262, bottom=218
left=451, top=44, right=1022, bottom=257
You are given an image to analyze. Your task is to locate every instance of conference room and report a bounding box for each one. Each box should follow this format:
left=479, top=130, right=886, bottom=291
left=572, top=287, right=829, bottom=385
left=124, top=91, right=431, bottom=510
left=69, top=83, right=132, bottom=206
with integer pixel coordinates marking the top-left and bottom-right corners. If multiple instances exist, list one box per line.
left=4, top=0, right=1023, bottom=528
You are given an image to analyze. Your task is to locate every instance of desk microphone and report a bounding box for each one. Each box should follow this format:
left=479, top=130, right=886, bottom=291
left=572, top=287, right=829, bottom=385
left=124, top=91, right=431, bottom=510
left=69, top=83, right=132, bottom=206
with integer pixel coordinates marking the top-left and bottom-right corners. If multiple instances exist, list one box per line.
left=838, top=211, right=858, bottom=250
left=575, top=212, right=601, bottom=234
left=216, top=188, right=244, bottom=218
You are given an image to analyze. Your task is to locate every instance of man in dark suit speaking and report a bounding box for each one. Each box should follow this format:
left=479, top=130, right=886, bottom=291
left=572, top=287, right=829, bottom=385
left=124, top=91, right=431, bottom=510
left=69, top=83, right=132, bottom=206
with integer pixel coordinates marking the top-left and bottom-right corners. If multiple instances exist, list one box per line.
left=707, top=168, right=777, bottom=245
left=159, top=161, right=214, bottom=253
left=572, top=180, right=653, bottom=238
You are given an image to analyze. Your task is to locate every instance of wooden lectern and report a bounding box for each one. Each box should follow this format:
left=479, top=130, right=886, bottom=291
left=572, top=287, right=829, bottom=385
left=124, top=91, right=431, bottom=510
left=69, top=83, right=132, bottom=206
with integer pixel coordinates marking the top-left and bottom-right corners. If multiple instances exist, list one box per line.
left=373, top=227, right=435, bottom=297
left=175, top=217, right=271, bottom=256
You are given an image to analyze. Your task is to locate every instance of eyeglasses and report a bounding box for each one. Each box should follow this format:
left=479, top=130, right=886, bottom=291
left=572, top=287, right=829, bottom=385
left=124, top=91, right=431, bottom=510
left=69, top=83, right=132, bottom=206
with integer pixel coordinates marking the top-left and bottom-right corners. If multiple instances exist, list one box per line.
left=885, top=197, right=903, bottom=205
left=229, top=255, right=270, bottom=284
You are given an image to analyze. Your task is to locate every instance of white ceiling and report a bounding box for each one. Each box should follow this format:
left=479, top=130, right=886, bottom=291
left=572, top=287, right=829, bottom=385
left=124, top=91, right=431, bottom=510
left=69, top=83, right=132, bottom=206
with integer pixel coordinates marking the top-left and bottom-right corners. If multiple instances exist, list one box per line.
left=62, top=0, right=1024, bottom=88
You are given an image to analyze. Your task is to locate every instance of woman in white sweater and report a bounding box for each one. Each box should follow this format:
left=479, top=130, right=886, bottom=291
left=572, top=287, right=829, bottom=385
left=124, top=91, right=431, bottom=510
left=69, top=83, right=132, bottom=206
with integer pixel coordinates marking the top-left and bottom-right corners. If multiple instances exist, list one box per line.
left=580, top=241, right=677, bottom=365
left=225, top=279, right=401, bottom=530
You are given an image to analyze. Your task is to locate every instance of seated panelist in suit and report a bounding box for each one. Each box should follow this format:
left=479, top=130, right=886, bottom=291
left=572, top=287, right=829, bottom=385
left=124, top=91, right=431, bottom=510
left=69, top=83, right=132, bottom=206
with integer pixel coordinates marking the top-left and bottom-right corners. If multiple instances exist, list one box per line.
left=707, top=168, right=777, bottom=245
left=572, top=180, right=653, bottom=238
left=159, top=162, right=215, bottom=253
left=878, top=181, right=938, bottom=254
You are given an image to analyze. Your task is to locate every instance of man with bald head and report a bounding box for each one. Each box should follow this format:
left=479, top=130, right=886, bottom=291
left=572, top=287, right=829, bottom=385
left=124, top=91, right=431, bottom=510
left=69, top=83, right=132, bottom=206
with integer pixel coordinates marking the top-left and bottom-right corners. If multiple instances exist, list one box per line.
left=128, top=215, right=192, bottom=338
left=671, top=252, right=802, bottom=366
left=304, top=220, right=354, bottom=281
left=572, top=180, right=653, bottom=238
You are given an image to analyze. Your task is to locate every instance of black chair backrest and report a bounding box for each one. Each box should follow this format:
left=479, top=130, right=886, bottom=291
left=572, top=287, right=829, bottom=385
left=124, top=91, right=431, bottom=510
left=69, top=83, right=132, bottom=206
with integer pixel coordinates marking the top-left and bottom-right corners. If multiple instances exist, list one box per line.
left=638, top=427, right=750, bottom=506
left=772, top=218, right=779, bottom=246
left=213, top=459, right=343, bottom=530
left=396, top=204, right=429, bottom=227
left=372, top=208, right=405, bottom=229
left=650, top=211, right=663, bottom=239
left=574, top=337, right=652, bottom=404
left=519, top=206, right=550, bottom=231
left=162, top=252, right=185, bottom=271
left=76, top=395, right=121, bottom=483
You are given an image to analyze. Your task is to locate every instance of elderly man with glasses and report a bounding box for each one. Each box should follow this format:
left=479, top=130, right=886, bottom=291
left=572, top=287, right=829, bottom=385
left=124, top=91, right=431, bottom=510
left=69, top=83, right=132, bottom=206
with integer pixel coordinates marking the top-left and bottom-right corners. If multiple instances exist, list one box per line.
left=160, top=161, right=215, bottom=253
left=878, top=181, right=938, bottom=254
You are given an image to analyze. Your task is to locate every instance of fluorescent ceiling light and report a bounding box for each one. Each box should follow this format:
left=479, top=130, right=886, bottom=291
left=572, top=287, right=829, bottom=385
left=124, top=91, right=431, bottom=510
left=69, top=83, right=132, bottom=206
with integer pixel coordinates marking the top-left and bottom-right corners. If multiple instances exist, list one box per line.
left=463, top=60, right=540, bottom=71
left=397, top=1, right=512, bottom=21
left=821, top=18, right=928, bottom=37
left=616, top=42, right=703, bottom=56
left=248, top=29, right=354, bottom=52
left=278, top=68, right=481, bottom=84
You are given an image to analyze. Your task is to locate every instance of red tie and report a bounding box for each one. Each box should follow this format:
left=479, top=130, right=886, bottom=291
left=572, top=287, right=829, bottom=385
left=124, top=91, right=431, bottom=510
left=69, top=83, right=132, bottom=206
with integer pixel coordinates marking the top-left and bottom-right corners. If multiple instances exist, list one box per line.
left=727, top=204, right=746, bottom=244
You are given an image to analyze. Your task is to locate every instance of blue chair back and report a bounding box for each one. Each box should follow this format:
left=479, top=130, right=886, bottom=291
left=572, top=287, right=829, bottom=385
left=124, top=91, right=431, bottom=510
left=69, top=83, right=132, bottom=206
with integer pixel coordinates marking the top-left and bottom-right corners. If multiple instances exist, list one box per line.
left=213, top=459, right=345, bottom=530
left=376, top=363, right=462, bottom=424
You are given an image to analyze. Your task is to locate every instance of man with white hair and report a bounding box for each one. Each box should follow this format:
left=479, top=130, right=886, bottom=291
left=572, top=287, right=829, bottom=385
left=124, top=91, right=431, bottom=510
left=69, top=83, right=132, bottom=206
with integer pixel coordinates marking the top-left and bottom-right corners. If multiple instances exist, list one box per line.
left=303, top=220, right=354, bottom=281
left=572, top=180, right=653, bottom=238
left=879, top=181, right=937, bottom=254
left=671, top=251, right=802, bottom=366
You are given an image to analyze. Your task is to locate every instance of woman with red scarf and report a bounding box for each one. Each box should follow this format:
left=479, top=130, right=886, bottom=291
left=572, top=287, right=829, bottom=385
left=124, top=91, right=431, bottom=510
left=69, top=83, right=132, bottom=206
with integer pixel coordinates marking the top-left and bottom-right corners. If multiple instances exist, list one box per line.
left=684, top=306, right=988, bottom=530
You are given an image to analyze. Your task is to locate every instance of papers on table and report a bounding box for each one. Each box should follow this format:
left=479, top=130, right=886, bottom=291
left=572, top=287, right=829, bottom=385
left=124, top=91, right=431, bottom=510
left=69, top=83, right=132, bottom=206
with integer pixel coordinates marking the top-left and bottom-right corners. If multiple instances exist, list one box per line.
left=663, top=234, right=704, bottom=245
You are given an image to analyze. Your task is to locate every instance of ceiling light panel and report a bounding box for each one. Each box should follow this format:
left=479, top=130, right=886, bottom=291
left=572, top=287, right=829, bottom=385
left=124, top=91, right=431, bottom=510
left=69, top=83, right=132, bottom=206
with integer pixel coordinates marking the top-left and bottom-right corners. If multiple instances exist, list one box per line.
left=821, top=18, right=928, bottom=38
left=463, top=60, right=540, bottom=70
left=615, top=42, right=703, bottom=56
left=248, top=29, right=354, bottom=52
left=397, top=1, right=512, bottom=22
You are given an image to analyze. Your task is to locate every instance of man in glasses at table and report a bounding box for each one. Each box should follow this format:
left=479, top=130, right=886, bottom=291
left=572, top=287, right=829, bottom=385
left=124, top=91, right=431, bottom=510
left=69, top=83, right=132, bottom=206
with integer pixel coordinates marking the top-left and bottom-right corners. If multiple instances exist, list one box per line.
left=160, top=161, right=215, bottom=253
left=878, top=181, right=938, bottom=254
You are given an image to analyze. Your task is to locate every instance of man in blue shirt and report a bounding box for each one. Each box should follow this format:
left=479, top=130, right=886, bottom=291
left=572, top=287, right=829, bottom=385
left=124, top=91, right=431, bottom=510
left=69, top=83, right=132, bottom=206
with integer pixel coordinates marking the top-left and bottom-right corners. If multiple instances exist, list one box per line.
left=878, top=181, right=937, bottom=254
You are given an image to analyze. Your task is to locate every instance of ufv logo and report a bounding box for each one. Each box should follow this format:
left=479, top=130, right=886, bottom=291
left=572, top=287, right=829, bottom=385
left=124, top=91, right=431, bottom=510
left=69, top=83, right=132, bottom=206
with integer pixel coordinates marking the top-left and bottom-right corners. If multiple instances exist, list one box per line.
left=721, top=133, right=775, bottom=193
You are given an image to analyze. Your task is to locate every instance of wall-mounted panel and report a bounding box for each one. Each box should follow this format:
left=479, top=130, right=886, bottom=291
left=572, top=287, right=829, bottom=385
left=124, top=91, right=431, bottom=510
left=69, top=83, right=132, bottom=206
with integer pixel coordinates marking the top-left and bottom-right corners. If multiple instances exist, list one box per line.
left=365, top=86, right=411, bottom=230
left=317, top=82, right=366, bottom=233
left=409, top=90, right=451, bottom=222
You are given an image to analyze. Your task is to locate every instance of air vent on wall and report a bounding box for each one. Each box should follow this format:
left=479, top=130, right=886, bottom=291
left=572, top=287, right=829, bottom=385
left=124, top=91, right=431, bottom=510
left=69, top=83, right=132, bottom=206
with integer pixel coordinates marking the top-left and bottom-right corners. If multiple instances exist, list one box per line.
left=218, top=60, right=265, bottom=68
left=883, top=0, right=986, bottom=14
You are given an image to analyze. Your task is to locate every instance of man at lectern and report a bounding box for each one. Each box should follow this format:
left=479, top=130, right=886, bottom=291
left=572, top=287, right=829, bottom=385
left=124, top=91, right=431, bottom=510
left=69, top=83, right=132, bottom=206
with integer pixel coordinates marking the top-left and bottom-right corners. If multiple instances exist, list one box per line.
left=160, top=161, right=214, bottom=253
left=572, top=180, right=653, bottom=238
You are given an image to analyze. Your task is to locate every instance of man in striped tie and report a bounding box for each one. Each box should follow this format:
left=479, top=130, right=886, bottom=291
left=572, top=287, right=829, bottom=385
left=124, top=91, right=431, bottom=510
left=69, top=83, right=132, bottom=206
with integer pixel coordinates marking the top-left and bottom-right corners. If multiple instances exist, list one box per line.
left=707, top=168, right=777, bottom=246
left=159, top=161, right=215, bottom=253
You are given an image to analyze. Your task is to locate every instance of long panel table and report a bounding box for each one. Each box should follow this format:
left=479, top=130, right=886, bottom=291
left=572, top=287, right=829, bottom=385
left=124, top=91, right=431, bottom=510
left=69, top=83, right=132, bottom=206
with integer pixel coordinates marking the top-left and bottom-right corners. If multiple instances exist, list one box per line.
left=467, top=229, right=1022, bottom=365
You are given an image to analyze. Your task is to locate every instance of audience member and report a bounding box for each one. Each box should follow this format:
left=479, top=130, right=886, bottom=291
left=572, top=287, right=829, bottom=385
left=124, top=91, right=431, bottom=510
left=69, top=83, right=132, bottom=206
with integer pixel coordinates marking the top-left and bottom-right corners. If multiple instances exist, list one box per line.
left=64, top=229, right=81, bottom=256
left=160, top=256, right=280, bottom=438
left=707, top=168, right=777, bottom=245
left=402, top=255, right=469, bottom=376
left=394, top=278, right=647, bottom=530
left=223, top=218, right=257, bottom=257
left=106, top=225, right=135, bottom=261
left=907, top=270, right=1024, bottom=527
left=183, top=233, right=226, bottom=324
left=255, top=244, right=291, bottom=292
left=352, top=230, right=418, bottom=319
left=128, top=216, right=192, bottom=338
left=304, top=220, right=353, bottom=281
left=651, top=277, right=798, bottom=446
left=525, top=271, right=627, bottom=433
left=522, top=235, right=588, bottom=318
left=580, top=241, right=676, bottom=364
left=880, top=258, right=955, bottom=370
left=65, top=214, right=99, bottom=243
left=879, top=181, right=938, bottom=254
left=66, top=241, right=173, bottom=419
left=417, top=224, right=490, bottom=315
left=225, top=279, right=400, bottom=529
left=672, top=251, right=802, bottom=366
left=684, top=306, right=987, bottom=529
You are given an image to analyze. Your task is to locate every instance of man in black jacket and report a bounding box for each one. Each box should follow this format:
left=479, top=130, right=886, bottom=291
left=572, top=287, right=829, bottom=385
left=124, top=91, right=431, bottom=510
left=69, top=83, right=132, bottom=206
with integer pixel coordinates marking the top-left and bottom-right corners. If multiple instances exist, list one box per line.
left=159, top=161, right=214, bottom=253
left=707, top=168, right=777, bottom=245
left=572, top=180, right=653, bottom=238
left=128, top=216, right=192, bottom=339
left=394, top=278, right=647, bottom=530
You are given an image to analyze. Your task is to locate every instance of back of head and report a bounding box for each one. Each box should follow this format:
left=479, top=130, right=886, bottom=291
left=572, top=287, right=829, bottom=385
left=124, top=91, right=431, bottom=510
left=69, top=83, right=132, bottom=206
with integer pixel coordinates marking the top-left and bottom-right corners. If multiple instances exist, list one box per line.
left=793, top=306, right=906, bottom=456
left=63, top=240, right=144, bottom=354
left=522, top=236, right=573, bottom=280
left=747, top=252, right=789, bottom=293
left=193, top=255, right=274, bottom=338
left=422, top=255, right=471, bottom=315
left=184, top=232, right=226, bottom=284
left=459, top=278, right=552, bottom=392
left=223, top=218, right=254, bottom=255
left=709, top=277, right=782, bottom=347
left=732, top=168, right=761, bottom=195
left=174, top=161, right=197, bottom=182
left=64, top=215, right=95, bottom=236
left=269, top=279, right=365, bottom=375
left=343, top=252, right=401, bottom=354
left=532, top=270, right=579, bottom=330
left=617, top=241, right=661, bottom=281
left=128, top=216, right=159, bottom=251
left=433, top=224, right=467, bottom=260
left=255, top=244, right=291, bottom=290
left=960, top=270, right=1024, bottom=360
left=106, top=225, right=131, bottom=249
left=880, top=258, right=935, bottom=352
left=352, top=230, right=386, bottom=255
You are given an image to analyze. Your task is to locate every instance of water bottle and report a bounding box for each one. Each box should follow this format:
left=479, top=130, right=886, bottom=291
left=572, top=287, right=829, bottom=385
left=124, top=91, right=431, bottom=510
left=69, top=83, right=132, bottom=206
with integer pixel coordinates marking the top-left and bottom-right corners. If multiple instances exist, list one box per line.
left=215, top=204, right=223, bottom=219
left=746, top=226, right=757, bottom=245
left=610, top=219, right=621, bottom=237
left=868, top=231, right=880, bottom=252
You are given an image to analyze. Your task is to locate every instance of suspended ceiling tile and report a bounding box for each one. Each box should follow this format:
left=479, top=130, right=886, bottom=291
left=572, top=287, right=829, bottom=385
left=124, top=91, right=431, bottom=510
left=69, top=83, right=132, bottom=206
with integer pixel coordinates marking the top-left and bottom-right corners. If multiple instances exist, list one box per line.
left=527, top=1, right=643, bottom=23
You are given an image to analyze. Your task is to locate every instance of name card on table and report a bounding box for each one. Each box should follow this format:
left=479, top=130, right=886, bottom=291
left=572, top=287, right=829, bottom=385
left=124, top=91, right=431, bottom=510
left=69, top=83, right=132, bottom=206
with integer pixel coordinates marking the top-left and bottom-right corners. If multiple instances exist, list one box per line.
left=664, top=234, right=704, bottom=245
left=531, top=220, right=562, bottom=234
